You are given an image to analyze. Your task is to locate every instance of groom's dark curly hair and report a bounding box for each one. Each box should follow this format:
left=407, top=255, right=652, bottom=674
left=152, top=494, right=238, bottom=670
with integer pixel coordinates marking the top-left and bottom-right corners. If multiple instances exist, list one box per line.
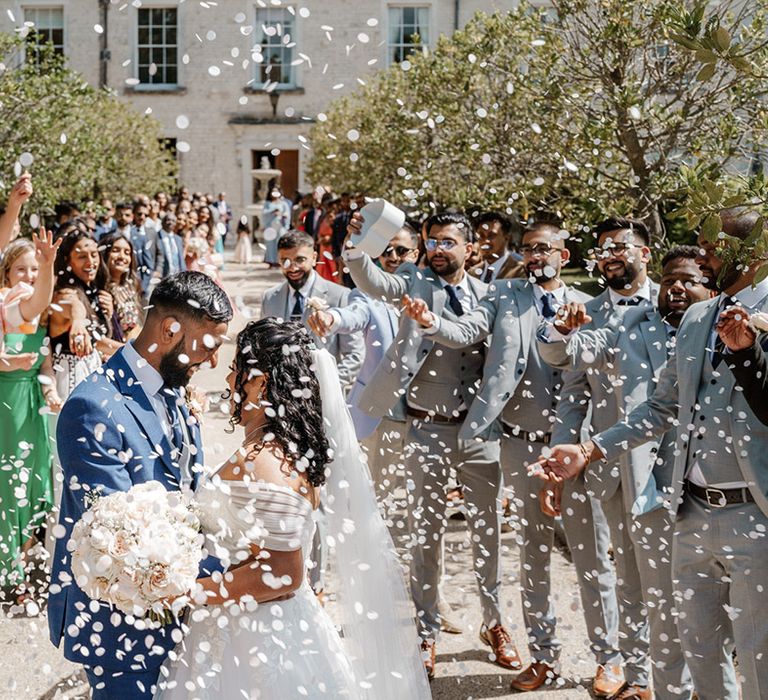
left=226, top=318, right=330, bottom=486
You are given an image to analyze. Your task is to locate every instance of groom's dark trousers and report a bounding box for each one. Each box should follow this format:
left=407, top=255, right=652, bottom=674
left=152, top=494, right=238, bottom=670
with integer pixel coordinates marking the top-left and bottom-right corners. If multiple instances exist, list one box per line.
left=48, top=346, right=221, bottom=699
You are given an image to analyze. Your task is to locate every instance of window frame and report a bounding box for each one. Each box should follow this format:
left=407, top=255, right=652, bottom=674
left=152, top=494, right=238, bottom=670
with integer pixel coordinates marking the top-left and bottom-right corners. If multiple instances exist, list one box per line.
left=386, top=4, right=431, bottom=65
left=133, top=4, right=181, bottom=91
left=22, top=4, right=66, bottom=62
left=253, top=5, right=299, bottom=90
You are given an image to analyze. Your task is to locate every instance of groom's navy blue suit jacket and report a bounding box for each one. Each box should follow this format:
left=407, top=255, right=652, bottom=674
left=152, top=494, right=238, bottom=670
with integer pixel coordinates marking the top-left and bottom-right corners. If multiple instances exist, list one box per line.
left=48, top=346, right=221, bottom=671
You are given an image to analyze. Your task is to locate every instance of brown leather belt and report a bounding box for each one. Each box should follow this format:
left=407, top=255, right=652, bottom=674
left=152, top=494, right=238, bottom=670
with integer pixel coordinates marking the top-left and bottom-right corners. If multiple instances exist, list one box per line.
left=407, top=407, right=468, bottom=424
left=502, top=423, right=551, bottom=445
left=685, top=481, right=754, bottom=508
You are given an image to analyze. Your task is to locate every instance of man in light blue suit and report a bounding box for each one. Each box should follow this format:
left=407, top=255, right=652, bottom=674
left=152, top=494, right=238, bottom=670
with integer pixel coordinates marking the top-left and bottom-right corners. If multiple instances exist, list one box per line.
left=307, top=224, right=419, bottom=494
left=48, top=272, right=232, bottom=700
left=539, top=208, right=768, bottom=700
left=538, top=246, right=715, bottom=699
left=154, top=213, right=186, bottom=281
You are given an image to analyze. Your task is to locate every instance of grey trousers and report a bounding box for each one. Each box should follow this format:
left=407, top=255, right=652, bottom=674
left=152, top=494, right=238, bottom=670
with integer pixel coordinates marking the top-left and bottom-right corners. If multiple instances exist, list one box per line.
left=601, top=485, right=652, bottom=686
left=630, top=505, right=693, bottom=699
left=361, top=416, right=406, bottom=503
left=404, top=418, right=502, bottom=640
left=672, top=494, right=768, bottom=700
left=503, top=434, right=621, bottom=666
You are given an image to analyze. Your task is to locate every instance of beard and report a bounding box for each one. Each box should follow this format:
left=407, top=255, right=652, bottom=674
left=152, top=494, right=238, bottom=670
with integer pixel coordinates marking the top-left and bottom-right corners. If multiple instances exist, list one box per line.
left=603, top=261, right=639, bottom=290
left=286, top=270, right=311, bottom=290
left=526, top=262, right=558, bottom=284
left=428, top=256, right=462, bottom=278
left=159, top=336, right=192, bottom=388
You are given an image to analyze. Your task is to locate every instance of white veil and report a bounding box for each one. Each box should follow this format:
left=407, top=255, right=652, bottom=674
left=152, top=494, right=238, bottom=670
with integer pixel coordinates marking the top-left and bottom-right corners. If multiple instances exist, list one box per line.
left=312, top=349, right=431, bottom=699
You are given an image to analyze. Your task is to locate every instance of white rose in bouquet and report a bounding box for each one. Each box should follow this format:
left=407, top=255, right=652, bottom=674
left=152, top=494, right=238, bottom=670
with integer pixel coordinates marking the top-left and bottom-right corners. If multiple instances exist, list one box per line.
left=69, top=481, right=204, bottom=621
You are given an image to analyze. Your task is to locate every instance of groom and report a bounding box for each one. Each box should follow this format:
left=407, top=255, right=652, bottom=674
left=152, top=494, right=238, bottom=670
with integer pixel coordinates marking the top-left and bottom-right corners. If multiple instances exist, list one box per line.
left=48, top=272, right=233, bottom=699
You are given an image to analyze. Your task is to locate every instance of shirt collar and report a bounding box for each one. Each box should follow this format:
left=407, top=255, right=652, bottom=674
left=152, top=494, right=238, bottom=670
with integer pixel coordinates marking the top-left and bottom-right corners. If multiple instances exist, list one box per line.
left=608, top=278, right=652, bottom=307
left=122, top=341, right=164, bottom=398
left=532, top=280, right=566, bottom=303
left=721, top=277, right=768, bottom=310
left=439, top=271, right=470, bottom=295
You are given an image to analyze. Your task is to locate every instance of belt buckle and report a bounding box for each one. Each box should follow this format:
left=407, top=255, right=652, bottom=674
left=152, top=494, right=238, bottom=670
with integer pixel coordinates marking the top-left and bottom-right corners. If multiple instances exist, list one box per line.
left=705, top=487, right=727, bottom=508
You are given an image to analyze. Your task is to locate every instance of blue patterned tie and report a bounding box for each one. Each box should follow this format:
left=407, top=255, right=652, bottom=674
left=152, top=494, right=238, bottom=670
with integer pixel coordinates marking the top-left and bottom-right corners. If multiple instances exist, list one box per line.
left=445, top=285, right=464, bottom=316
left=541, top=292, right=557, bottom=320
left=160, top=387, right=185, bottom=460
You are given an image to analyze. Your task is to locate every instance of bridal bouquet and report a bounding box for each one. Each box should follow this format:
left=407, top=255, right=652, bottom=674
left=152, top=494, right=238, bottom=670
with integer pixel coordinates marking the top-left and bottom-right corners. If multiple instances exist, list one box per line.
left=69, top=481, right=203, bottom=619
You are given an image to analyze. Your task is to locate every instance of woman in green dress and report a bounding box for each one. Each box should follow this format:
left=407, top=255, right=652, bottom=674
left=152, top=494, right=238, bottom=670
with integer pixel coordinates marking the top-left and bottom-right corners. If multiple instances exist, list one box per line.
left=0, top=239, right=61, bottom=595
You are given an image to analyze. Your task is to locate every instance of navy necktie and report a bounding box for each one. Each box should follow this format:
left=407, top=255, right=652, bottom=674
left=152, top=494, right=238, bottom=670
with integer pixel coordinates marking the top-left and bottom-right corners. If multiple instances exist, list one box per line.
left=445, top=285, right=464, bottom=316
left=712, top=297, right=738, bottom=369
left=291, top=291, right=303, bottom=321
left=160, top=387, right=185, bottom=458
left=483, top=267, right=494, bottom=284
left=617, top=296, right=642, bottom=306
left=541, top=292, right=557, bottom=320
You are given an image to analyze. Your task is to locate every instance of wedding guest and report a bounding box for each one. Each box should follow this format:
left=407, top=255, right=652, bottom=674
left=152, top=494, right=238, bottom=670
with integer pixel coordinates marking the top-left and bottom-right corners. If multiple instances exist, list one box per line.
left=233, top=219, right=254, bottom=264
left=344, top=211, right=514, bottom=679
left=93, top=199, right=117, bottom=239
left=315, top=197, right=340, bottom=283
left=471, top=211, right=525, bottom=282
left=539, top=207, right=768, bottom=700
left=154, top=214, right=186, bottom=280
left=0, top=233, right=60, bottom=596
left=0, top=172, right=33, bottom=251
left=262, top=188, right=291, bottom=268
left=402, top=219, right=620, bottom=691
left=114, top=202, right=133, bottom=238
left=99, top=232, right=143, bottom=340
left=716, top=305, right=768, bottom=425
left=537, top=245, right=714, bottom=699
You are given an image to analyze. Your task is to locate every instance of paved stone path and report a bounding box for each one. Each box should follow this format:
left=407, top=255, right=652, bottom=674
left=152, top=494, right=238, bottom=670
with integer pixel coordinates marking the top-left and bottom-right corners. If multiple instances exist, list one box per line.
left=0, top=258, right=597, bottom=699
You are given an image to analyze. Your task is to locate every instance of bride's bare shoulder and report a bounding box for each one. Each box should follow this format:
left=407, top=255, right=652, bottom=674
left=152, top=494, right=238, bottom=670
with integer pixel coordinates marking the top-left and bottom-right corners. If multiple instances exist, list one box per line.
left=217, top=442, right=315, bottom=503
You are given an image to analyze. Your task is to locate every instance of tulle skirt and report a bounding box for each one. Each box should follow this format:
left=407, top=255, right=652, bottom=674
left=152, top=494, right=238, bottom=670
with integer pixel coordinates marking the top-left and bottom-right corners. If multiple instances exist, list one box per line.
left=155, top=586, right=360, bottom=699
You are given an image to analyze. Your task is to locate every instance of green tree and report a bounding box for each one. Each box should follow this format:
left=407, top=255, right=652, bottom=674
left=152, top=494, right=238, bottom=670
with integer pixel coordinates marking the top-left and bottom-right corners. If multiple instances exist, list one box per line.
left=307, top=0, right=768, bottom=242
left=0, top=34, right=176, bottom=223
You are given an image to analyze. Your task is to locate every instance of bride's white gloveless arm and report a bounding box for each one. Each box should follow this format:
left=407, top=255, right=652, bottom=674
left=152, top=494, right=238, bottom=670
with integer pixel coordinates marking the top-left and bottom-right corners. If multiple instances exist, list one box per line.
left=196, top=544, right=304, bottom=605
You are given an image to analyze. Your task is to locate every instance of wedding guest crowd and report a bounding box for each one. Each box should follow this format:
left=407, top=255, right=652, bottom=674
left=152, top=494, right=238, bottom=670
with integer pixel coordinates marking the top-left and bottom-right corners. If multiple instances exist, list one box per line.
left=2, top=166, right=767, bottom=700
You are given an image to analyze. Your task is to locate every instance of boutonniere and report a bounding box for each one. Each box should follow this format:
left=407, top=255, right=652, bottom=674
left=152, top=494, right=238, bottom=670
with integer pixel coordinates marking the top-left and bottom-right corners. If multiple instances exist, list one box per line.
left=184, top=385, right=208, bottom=424
left=306, top=296, right=329, bottom=312
left=751, top=312, right=768, bottom=333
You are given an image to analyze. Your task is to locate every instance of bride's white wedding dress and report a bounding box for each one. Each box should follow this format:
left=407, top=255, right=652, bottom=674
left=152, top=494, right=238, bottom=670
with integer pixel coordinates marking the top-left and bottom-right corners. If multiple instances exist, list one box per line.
left=155, top=475, right=359, bottom=698
left=156, top=349, right=431, bottom=700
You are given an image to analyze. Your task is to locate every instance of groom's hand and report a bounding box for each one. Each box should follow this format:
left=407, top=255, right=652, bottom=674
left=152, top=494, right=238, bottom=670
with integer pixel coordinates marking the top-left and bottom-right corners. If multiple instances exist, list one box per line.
left=307, top=309, right=335, bottom=337
left=532, top=441, right=602, bottom=482
left=402, top=295, right=434, bottom=328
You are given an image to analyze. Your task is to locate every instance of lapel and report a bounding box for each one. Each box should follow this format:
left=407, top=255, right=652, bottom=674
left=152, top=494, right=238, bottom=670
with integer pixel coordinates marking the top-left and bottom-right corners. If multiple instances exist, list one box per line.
left=680, top=298, right=720, bottom=393
left=107, top=349, right=182, bottom=485
left=465, top=273, right=486, bottom=305
left=304, top=275, right=329, bottom=322
left=178, top=400, right=203, bottom=489
left=274, top=282, right=290, bottom=319
left=638, top=310, right=668, bottom=372
left=425, top=268, right=447, bottom=319
left=516, top=283, right=539, bottom=363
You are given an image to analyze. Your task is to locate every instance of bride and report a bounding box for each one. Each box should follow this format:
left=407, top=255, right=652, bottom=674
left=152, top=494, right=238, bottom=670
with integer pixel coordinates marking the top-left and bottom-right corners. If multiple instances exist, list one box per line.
left=155, top=318, right=430, bottom=699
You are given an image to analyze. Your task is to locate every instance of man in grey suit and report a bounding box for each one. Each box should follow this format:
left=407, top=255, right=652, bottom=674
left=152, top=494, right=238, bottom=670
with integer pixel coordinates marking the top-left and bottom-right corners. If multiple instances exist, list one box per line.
left=403, top=220, right=620, bottom=692
left=539, top=208, right=768, bottom=700
left=260, top=230, right=364, bottom=391
left=538, top=246, right=715, bottom=699
left=539, top=217, right=659, bottom=697
left=261, top=230, right=364, bottom=597
left=344, top=211, right=515, bottom=679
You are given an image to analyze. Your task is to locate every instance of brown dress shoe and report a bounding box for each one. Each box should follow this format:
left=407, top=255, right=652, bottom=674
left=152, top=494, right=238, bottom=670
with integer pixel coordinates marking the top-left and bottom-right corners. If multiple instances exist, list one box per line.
left=612, top=683, right=651, bottom=700
left=593, top=664, right=625, bottom=698
left=510, top=661, right=559, bottom=691
left=479, top=624, right=522, bottom=670
left=420, top=639, right=436, bottom=680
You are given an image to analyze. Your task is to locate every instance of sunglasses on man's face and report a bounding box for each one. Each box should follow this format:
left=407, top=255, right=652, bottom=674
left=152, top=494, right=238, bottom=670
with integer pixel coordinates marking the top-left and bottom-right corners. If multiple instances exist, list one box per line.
left=383, top=245, right=415, bottom=257
left=425, top=239, right=458, bottom=252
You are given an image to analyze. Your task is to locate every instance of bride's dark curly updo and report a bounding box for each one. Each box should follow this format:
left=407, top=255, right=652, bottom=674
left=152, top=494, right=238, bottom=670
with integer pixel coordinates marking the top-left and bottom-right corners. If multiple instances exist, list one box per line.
left=227, top=318, right=330, bottom=487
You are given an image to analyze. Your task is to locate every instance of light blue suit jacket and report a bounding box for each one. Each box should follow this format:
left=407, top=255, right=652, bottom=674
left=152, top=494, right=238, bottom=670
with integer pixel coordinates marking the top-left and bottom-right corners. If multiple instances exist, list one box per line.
left=329, top=288, right=404, bottom=439
left=48, top=347, right=220, bottom=671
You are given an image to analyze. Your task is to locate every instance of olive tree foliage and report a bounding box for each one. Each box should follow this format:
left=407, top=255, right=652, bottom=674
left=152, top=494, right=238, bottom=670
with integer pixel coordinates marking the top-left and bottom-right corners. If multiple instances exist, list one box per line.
left=0, top=33, right=176, bottom=221
left=307, top=0, right=768, bottom=242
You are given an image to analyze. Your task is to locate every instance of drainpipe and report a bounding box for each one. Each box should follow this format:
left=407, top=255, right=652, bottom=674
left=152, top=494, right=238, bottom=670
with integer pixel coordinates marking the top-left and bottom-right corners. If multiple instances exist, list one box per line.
left=454, top=0, right=460, bottom=30
left=99, top=0, right=110, bottom=88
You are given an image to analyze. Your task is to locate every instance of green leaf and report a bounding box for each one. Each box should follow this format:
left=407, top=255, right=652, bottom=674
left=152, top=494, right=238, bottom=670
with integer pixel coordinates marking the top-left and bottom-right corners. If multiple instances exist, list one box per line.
left=696, top=62, right=717, bottom=82
left=703, top=179, right=724, bottom=204
left=712, top=27, right=731, bottom=53
left=755, top=262, right=768, bottom=285
left=701, top=213, right=721, bottom=241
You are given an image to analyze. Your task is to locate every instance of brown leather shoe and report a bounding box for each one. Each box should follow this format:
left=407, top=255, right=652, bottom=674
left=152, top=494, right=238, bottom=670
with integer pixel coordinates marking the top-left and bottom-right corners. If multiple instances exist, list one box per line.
left=612, top=683, right=651, bottom=700
left=420, top=639, right=436, bottom=680
left=479, top=624, right=522, bottom=670
left=510, top=661, right=559, bottom=691
left=593, top=664, right=624, bottom=698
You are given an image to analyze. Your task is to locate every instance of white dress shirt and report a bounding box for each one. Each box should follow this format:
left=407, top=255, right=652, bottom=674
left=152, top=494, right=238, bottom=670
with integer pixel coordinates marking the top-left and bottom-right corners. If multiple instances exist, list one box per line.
left=607, top=278, right=652, bottom=308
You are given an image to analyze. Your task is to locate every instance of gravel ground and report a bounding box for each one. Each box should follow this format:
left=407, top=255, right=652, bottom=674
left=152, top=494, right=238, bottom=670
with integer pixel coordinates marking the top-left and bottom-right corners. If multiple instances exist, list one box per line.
left=0, top=259, right=599, bottom=699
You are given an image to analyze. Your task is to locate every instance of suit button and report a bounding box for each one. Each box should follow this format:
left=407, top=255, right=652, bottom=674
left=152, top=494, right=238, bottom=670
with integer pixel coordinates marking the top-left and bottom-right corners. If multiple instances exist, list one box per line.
left=517, top=369, right=523, bottom=376
left=710, top=379, right=717, bottom=385
left=503, top=392, right=510, bottom=400
left=407, top=372, right=413, bottom=378
left=460, top=366, right=466, bottom=371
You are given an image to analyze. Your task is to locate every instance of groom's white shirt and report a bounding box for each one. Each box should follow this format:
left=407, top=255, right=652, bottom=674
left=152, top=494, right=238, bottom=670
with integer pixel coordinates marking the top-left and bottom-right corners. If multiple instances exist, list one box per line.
left=123, top=341, right=193, bottom=486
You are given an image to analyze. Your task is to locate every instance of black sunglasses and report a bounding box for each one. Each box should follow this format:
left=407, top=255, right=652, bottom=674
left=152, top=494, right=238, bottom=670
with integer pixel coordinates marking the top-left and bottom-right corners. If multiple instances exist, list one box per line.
left=383, top=245, right=415, bottom=257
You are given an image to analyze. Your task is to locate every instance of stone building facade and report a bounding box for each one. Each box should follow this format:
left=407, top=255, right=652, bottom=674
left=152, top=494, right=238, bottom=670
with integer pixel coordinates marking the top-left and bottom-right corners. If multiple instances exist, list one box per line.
left=1, top=0, right=530, bottom=220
